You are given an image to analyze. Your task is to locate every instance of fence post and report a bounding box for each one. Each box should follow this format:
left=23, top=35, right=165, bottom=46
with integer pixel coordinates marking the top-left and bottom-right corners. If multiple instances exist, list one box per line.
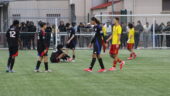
left=55, top=18, right=58, bottom=49
left=153, top=18, right=156, bottom=48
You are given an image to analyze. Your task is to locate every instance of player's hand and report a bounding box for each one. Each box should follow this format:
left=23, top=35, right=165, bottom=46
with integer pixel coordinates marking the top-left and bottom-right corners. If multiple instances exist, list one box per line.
left=127, top=39, right=130, bottom=43
left=67, top=40, right=70, bottom=44
left=88, top=43, right=92, bottom=48
left=105, top=43, right=108, bottom=48
left=116, top=44, right=119, bottom=48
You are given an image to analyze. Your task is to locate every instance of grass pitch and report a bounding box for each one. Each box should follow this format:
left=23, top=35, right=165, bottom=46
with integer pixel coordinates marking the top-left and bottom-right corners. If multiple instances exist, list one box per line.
left=0, top=49, right=170, bottom=96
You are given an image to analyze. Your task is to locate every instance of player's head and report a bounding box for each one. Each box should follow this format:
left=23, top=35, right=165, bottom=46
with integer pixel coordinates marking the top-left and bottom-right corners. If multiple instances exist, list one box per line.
left=13, top=20, right=20, bottom=26
left=128, top=23, right=134, bottom=29
left=39, top=22, right=47, bottom=29
left=66, top=23, right=71, bottom=29
left=57, top=44, right=64, bottom=50
left=91, top=17, right=100, bottom=25
left=114, top=17, right=119, bottom=25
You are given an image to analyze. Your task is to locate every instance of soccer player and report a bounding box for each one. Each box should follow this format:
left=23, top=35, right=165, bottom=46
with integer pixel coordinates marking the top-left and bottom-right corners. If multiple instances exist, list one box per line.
left=84, top=17, right=106, bottom=72
left=127, top=23, right=137, bottom=60
left=106, top=17, right=125, bottom=71
left=65, top=23, right=76, bottom=61
left=35, top=22, right=51, bottom=72
left=6, top=20, right=20, bottom=73
left=50, top=44, right=72, bottom=63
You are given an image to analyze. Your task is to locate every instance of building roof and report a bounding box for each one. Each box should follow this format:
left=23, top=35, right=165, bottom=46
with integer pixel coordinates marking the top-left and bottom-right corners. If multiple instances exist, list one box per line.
left=91, top=0, right=121, bottom=10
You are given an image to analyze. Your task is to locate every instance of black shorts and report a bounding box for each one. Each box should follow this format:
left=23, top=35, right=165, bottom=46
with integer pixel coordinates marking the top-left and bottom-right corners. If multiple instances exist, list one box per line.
left=37, top=48, right=48, bottom=57
left=66, top=41, right=76, bottom=49
left=93, top=41, right=102, bottom=55
left=9, top=46, right=19, bottom=57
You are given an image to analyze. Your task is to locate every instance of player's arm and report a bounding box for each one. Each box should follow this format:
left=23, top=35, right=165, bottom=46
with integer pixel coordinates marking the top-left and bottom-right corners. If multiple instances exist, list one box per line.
left=106, top=34, right=112, bottom=43
left=67, top=29, right=75, bottom=44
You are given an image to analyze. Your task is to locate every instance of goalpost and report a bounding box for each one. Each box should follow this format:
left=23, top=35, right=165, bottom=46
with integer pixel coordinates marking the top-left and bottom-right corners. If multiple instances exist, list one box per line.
left=95, top=14, right=170, bottom=49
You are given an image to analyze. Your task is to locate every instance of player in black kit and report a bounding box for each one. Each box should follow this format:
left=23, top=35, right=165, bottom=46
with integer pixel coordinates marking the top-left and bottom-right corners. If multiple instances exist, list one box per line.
left=6, top=20, right=20, bottom=73
left=84, top=17, right=107, bottom=72
left=35, top=22, right=51, bottom=72
left=66, top=23, right=76, bottom=61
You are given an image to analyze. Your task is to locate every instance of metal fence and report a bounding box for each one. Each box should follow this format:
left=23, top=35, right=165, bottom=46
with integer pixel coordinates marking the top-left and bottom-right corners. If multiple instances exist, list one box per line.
left=95, top=14, right=170, bottom=49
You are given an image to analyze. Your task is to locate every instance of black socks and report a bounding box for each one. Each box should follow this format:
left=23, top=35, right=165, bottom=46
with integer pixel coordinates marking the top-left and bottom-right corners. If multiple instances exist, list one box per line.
left=89, top=58, right=96, bottom=69
left=98, top=58, right=105, bottom=69
left=36, top=61, right=41, bottom=70
left=44, top=62, right=48, bottom=71
left=7, top=57, right=15, bottom=71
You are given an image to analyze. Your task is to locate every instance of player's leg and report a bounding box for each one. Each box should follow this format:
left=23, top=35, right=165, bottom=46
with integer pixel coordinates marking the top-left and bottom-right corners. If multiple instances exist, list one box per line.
left=84, top=54, right=97, bottom=72
left=9, top=56, right=16, bottom=72
left=44, top=56, right=51, bottom=72
left=6, top=56, right=12, bottom=72
left=72, top=49, right=75, bottom=60
left=127, top=43, right=133, bottom=60
left=35, top=56, right=43, bottom=72
left=97, top=54, right=106, bottom=72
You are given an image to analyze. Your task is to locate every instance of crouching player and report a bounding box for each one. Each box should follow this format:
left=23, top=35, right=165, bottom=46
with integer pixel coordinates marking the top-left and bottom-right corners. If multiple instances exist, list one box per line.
left=35, top=22, right=51, bottom=72
left=84, top=17, right=106, bottom=72
left=106, top=17, right=125, bottom=71
left=127, top=23, right=137, bottom=60
left=6, top=20, right=20, bottom=73
left=50, top=44, right=73, bottom=63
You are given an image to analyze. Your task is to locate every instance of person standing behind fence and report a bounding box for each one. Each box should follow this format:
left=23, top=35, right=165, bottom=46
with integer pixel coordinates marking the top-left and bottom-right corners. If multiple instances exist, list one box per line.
left=29, top=21, right=36, bottom=50
left=20, top=22, right=28, bottom=50
left=45, top=23, right=52, bottom=48
left=58, top=21, right=66, bottom=45
left=151, top=22, right=160, bottom=47
left=143, top=22, right=151, bottom=48
left=159, top=23, right=166, bottom=47
left=120, top=22, right=128, bottom=49
left=134, top=21, right=143, bottom=49
left=163, top=22, right=170, bottom=47
left=77, top=22, right=85, bottom=47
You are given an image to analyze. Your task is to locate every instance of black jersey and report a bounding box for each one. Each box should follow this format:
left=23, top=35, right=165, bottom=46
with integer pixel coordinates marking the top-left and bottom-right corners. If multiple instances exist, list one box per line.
left=91, top=25, right=105, bottom=44
left=37, top=30, right=50, bottom=50
left=67, top=27, right=76, bottom=42
left=6, top=26, right=20, bottom=47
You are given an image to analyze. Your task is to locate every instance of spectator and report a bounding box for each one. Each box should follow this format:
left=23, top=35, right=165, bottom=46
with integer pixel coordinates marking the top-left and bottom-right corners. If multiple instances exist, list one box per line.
left=159, top=23, right=166, bottom=47
left=120, top=22, right=128, bottom=49
left=29, top=21, right=36, bottom=50
left=151, top=21, right=160, bottom=47
left=58, top=21, right=66, bottom=45
left=45, top=23, right=52, bottom=48
left=134, top=21, right=143, bottom=49
left=20, top=22, right=28, bottom=50
left=163, top=22, right=170, bottom=47
left=143, top=22, right=151, bottom=48
left=77, top=22, right=85, bottom=47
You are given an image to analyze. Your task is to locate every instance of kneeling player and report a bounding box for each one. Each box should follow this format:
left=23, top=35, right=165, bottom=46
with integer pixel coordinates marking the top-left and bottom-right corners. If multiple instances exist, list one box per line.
left=35, top=22, right=51, bottom=72
left=50, top=44, right=72, bottom=63
left=127, top=23, right=137, bottom=60
left=6, top=20, right=20, bottom=73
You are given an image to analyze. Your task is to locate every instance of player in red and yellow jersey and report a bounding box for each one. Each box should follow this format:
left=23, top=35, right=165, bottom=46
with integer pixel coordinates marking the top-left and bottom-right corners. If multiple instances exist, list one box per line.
left=127, top=23, right=137, bottom=60
left=106, top=17, right=125, bottom=71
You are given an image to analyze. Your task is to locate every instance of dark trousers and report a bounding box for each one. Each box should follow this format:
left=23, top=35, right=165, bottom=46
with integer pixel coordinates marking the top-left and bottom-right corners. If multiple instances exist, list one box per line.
left=120, top=33, right=128, bottom=49
left=135, top=32, right=140, bottom=49
left=166, top=35, right=170, bottom=47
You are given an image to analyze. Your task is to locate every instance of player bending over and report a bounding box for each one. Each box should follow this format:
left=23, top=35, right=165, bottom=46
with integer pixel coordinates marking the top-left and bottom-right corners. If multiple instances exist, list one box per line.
left=50, top=44, right=73, bottom=63
left=35, top=22, right=51, bottom=72
left=6, top=20, right=20, bottom=73
left=127, top=23, right=137, bottom=60
left=84, top=17, right=107, bottom=72
left=106, top=17, right=125, bottom=71
left=65, top=23, right=76, bottom=62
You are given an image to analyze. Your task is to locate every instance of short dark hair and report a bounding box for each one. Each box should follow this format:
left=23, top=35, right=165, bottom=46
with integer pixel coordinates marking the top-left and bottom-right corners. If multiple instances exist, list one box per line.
left=128, top=23, right=134, bottom=29
left=39, top=22, right=46, bottom=28
left=91, top=17, right=100, bottom=24
left=115, top=17, right=119, bottom=21
left=66, top=23, right=71, bottom=28
left=13, top=20, right=19, bottom=26
left=57, top=44, right=64, bottom=50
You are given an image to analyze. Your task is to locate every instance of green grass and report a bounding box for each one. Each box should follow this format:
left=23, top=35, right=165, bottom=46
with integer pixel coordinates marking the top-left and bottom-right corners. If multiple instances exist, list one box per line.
left=0, top=49, right=170, bottom=96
